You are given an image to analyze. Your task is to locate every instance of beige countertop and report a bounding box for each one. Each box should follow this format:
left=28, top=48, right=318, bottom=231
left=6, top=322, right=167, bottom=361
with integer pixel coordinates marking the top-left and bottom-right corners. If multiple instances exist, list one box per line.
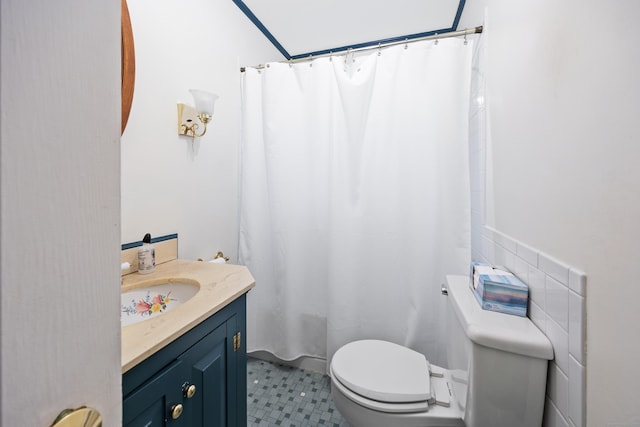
left=121, top=259, right=255, bottom=373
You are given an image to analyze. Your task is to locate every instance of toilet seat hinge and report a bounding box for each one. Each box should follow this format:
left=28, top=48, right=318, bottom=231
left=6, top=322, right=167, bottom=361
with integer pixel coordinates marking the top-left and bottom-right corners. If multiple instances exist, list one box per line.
left=431, top=376, right=452, bottom=407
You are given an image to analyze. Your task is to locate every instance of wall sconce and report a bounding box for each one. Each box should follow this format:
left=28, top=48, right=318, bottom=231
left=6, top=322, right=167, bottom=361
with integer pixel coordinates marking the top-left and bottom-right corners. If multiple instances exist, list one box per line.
left=177, top=89, right=219, bottom=138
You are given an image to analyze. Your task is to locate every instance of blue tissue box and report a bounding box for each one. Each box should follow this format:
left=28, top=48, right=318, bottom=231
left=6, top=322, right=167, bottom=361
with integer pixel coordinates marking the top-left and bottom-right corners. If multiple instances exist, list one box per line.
left=470, top=262, right=528, bottom=317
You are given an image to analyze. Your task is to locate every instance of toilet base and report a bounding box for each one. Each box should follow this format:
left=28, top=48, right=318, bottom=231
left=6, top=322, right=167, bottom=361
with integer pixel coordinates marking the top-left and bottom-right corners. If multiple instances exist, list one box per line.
left=331, top=378, right=465, bottom=427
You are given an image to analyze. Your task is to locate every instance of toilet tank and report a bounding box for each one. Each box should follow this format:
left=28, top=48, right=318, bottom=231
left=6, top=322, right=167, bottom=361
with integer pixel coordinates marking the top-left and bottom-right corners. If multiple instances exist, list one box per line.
left=444, top=275, right=553, bottom=427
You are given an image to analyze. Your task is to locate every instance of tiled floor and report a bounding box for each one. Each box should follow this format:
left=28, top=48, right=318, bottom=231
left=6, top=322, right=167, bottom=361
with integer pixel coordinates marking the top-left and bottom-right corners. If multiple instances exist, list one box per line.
left=247, top=357, right=350, bottom=427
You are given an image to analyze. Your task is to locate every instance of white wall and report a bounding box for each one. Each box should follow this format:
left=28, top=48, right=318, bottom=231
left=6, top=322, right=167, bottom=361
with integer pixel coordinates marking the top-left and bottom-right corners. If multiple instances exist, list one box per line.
left=0, top=0, right=121, bottom=425
left=460, top=1, right=640, bottom=426
left=121, top=0, right=282, bottom=261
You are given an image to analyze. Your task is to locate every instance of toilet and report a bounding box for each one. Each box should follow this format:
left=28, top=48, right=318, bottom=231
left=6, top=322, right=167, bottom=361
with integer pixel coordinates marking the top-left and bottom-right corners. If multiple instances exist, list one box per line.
left=330, top=275, right=554, bottom=427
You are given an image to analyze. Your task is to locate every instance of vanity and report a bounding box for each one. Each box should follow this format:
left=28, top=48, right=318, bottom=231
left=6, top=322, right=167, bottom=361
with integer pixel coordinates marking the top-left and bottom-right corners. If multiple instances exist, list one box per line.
left=121, top=259, right=255, bottom=426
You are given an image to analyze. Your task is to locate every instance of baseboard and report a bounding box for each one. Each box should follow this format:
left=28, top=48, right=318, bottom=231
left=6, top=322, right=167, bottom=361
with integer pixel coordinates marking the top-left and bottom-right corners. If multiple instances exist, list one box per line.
left=248, top=350, right=328, bottom=375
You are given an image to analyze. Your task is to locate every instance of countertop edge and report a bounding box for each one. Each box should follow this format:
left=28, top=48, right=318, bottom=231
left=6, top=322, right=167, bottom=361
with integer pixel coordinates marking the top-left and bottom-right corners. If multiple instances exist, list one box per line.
left=121, top=260, right=255, bottom=373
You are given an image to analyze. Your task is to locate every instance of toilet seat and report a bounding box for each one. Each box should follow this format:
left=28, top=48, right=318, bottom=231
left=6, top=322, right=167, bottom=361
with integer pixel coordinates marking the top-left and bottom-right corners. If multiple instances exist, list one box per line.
left=330, top=340, right=431, bottom=413
left=330, top=362, right=430, bottom=413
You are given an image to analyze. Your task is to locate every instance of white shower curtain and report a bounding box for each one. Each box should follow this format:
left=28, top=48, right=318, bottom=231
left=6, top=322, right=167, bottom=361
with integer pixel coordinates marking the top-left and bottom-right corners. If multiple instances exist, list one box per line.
left=239, top=38, right=472, bottom=368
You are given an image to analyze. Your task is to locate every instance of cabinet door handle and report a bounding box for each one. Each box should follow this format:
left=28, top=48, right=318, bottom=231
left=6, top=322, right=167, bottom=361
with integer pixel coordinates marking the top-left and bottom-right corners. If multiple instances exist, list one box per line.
left=170, top=403, right=183, bottom=420
left=184, top=384, right=197, bottom=399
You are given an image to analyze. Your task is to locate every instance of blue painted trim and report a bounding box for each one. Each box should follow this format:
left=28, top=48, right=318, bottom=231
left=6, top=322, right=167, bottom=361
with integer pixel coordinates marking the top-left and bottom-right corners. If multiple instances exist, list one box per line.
left=121, top=233, right=178, bottom=250
left=452, top=0, right=466, bottom=30
left=233, top=0, right=466, bottom=61
left=289, top=27, right=455, bottom=60
left=232, top=0, right=291, bottom=60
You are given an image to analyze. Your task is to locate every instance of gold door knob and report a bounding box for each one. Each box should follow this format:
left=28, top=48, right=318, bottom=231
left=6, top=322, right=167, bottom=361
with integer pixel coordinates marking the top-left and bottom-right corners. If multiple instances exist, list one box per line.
left=170, top=403, right=183, bottom=420
left=184, top=384, right=197, bottom=399
left=51, top=407, right=101, bottom=427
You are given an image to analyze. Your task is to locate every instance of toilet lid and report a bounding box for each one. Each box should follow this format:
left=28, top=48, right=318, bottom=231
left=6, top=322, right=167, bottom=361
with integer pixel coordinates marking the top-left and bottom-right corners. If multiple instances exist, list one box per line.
left=331, top=340, right=431, bottom=403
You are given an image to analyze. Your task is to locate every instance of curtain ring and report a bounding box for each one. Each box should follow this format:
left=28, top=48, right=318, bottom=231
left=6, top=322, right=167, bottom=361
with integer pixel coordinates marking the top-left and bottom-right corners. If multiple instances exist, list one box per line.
left=378, top=43, right=382, bottom=56
left=404, top=38, right=409, bottom=50
left=464, top=29, right=468, bottom=45
left=345, top=48, right=352, bottom=64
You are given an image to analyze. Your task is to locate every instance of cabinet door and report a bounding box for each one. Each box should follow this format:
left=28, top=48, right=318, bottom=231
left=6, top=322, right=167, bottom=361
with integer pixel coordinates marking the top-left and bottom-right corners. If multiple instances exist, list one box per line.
left=225, top=312, right=244, bottom=427
left=123, top=359, right=189, bottom=427
left=178, top=317, right=237, bottom=426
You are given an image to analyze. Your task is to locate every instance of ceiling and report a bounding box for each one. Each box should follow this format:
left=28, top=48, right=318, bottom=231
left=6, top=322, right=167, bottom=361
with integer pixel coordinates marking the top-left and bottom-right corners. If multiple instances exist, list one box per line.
left=233, top=0, right=467, bottom=59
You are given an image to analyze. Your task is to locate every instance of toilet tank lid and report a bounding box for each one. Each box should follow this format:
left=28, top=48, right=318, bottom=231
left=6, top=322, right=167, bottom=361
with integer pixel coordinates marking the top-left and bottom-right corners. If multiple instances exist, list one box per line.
left=446, top=275, right=554, bottom=360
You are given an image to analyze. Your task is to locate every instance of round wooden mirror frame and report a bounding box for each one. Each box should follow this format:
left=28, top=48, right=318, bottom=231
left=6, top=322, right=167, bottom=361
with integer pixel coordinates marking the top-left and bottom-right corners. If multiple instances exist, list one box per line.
left=121, top=0, right=135, bottom=135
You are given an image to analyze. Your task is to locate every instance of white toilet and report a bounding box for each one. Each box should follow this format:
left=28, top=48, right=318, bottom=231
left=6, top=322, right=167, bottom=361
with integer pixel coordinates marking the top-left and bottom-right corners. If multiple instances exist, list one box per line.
left=330, top=275, right=554, bottom=427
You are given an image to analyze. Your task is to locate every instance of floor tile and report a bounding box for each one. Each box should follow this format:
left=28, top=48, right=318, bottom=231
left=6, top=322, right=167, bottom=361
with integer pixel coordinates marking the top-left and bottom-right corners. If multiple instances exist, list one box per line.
left=248, top=357, right=350, bottom=427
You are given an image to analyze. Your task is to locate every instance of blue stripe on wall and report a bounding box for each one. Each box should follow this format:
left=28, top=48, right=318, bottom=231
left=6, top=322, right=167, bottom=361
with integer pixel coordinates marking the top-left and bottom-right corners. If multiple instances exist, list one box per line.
left=452, top=0, right=466, bottom=30
left=121, top=233, right=178, bottom=250
left=232, top=0, right=291, bottom=59
left=289, top=27, right=454, bottom=60
left=233, top=0, right=467, bottom=61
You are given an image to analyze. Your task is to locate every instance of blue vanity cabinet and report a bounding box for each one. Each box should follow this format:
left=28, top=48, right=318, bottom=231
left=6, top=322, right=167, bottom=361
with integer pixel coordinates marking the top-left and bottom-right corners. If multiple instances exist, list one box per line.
left=123, top=360, right=189, bottom=426
left=178, top=312, right=237, bottom=426
left=123, top=294, right=248, bottom=427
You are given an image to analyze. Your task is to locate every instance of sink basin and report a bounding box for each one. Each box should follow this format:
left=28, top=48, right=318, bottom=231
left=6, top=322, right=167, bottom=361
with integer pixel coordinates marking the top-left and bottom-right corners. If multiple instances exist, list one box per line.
left=121, top=282, right=199, bottom=327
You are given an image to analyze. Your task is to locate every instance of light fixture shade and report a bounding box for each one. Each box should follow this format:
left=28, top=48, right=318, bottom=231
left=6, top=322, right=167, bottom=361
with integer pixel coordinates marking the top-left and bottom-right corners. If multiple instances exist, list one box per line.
left=189, top=89, right=219, bottom=116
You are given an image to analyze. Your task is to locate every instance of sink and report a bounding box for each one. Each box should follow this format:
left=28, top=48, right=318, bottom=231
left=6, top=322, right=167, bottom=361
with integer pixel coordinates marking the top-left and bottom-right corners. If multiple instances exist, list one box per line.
left=121, top=281, right=199, bottom=327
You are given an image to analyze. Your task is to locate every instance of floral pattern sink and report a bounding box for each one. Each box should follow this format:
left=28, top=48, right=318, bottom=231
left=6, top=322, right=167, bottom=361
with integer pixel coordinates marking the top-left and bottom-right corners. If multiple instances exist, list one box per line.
left=121, top=282, right=199, bottom=327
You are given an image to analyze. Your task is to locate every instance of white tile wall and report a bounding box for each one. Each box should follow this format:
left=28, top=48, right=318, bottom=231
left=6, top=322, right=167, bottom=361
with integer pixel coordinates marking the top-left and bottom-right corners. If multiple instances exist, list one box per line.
left=471, top=227, right=587, bottom=427
left=517, top=242, right=539, bottom=266
left=546, top=276, right=569, bottom=331
left=529, top=300, right=547, bottom=333
left=569, top=291, right=586, bottom=365
left=539, top=253, right=570, bottom=286
left=528, top=265, right=547, bottom=312
left=545, top=398, right=570, bottom=427
left=569, top=268, right=587, bottom=296
left=468, top=34, right=586, bottom=427
left=569, top=355, right=586, bottom=427
left=546, top=314, right=569, bottom=375
left=548, top=363, right=569, bottom=419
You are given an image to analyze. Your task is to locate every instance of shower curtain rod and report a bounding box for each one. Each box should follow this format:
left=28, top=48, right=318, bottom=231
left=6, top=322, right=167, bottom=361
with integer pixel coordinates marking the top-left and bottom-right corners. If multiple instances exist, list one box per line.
left=240, top=25, right=483, bottom=72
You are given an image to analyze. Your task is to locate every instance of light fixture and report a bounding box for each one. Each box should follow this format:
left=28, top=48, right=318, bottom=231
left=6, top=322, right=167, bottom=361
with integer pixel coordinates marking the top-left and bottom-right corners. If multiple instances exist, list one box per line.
left=177, top=89, right=219, bottom=138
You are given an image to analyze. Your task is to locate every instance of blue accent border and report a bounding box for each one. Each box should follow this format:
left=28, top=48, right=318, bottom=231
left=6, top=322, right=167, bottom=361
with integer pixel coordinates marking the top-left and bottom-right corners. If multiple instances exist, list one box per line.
left=233, top=0, right=467, bottom=61
left=452, top=0, right=466, bottom=31
left=289, top=27, right=452, bottom=60
left=232, top=0, right=292, bottom=59
left=121, top=233, right=178, bottom=250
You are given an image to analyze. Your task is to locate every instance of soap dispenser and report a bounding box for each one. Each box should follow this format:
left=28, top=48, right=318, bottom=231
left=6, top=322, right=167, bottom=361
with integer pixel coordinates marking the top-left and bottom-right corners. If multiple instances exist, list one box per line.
left=137, top=233, right=155, bottom=274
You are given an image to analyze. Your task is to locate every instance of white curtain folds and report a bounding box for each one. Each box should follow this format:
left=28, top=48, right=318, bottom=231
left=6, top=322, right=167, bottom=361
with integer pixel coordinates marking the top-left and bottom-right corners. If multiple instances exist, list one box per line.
left=239, top=38, right=473, bottom=367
